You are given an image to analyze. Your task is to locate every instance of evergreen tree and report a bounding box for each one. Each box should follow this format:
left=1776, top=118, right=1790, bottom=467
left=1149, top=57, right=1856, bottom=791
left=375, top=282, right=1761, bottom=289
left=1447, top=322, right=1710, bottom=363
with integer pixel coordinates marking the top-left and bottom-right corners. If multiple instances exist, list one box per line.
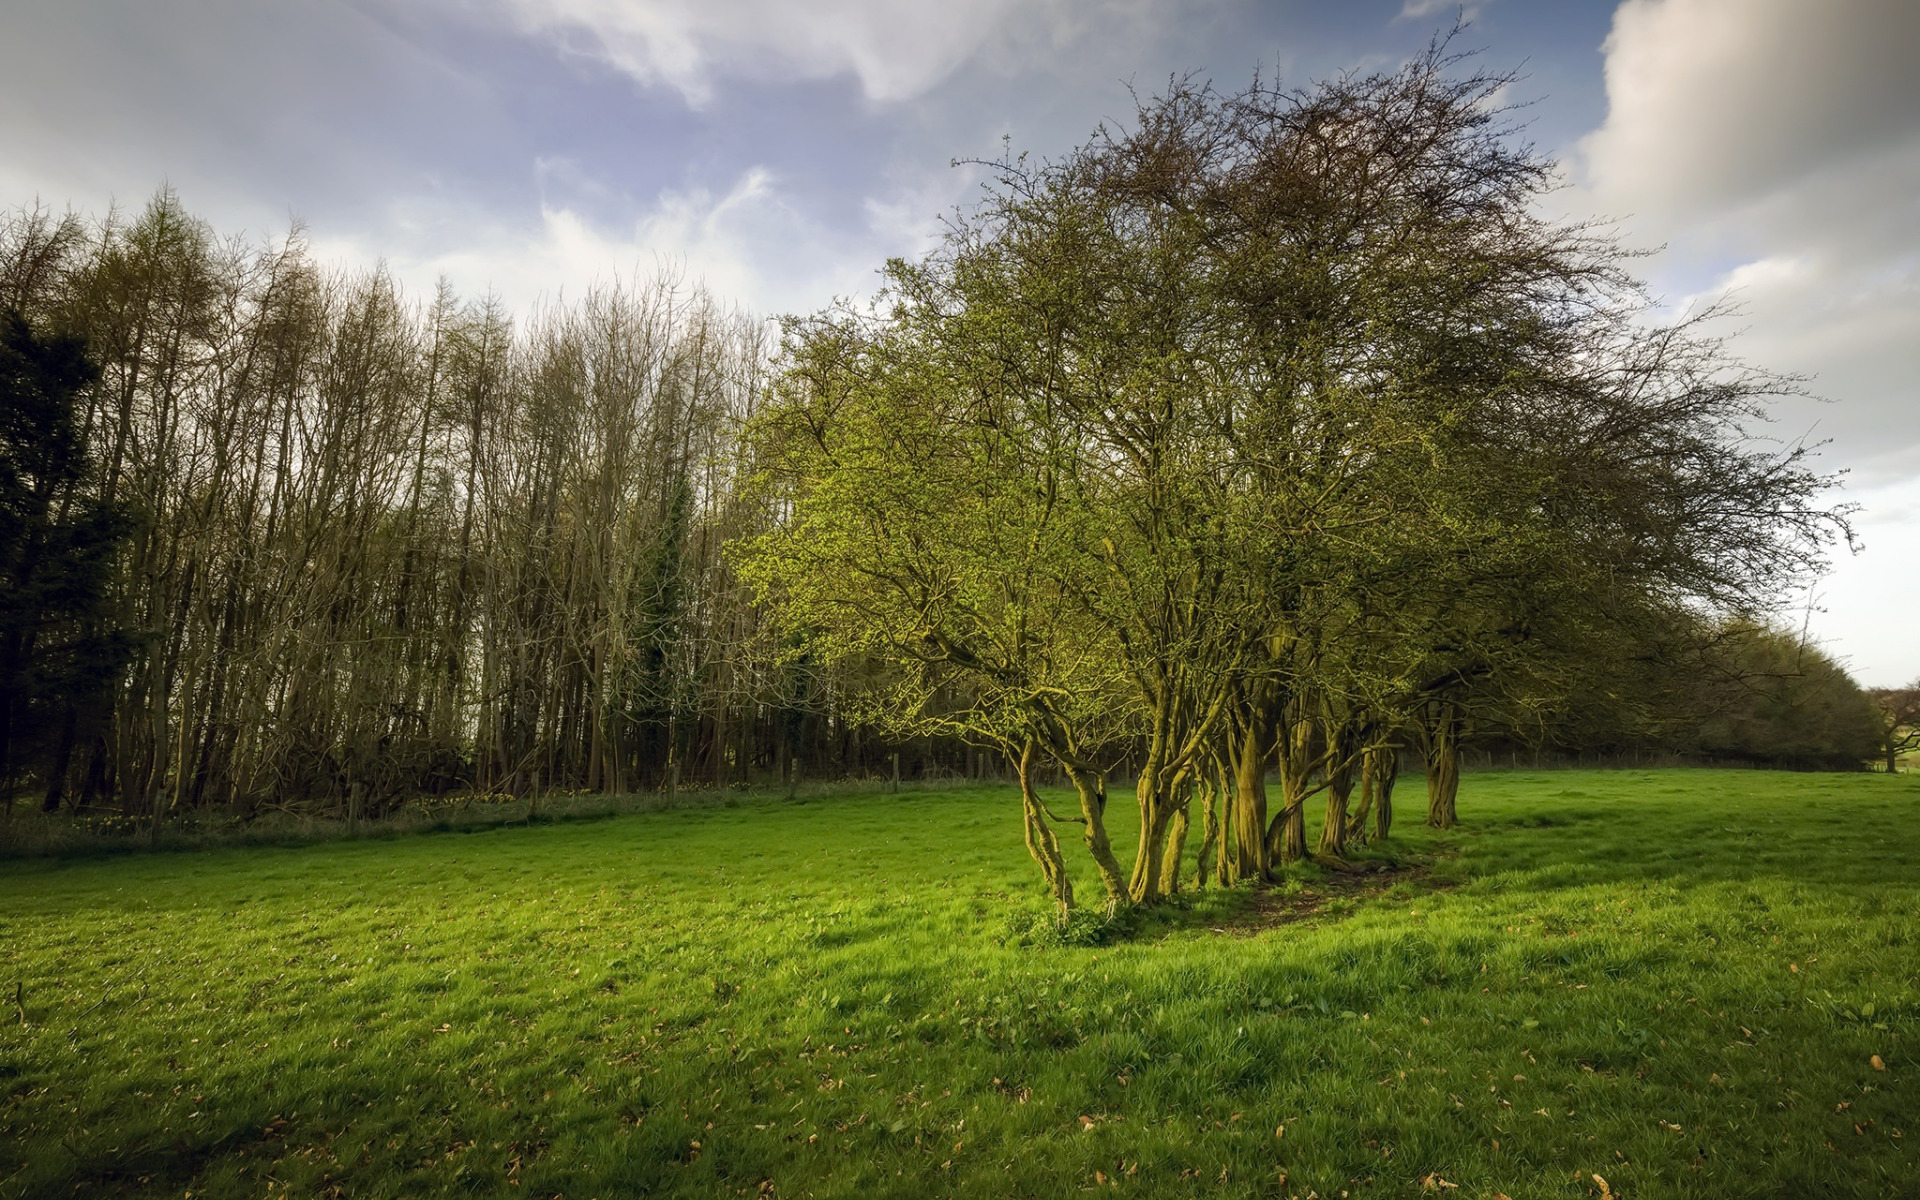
left=0, top=311, right=132, bottom=812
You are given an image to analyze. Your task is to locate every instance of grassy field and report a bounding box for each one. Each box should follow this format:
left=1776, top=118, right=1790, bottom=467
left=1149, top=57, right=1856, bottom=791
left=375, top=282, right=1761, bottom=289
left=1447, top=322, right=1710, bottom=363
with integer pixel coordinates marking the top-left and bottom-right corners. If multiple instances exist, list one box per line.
left=3, top=769, right=1917, bottom=1199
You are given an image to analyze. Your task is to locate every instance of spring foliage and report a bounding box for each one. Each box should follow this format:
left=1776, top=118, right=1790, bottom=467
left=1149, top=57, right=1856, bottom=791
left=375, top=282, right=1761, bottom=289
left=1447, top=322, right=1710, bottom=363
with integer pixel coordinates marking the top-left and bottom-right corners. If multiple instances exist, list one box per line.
left=738, top=51, right=1852, bottom=907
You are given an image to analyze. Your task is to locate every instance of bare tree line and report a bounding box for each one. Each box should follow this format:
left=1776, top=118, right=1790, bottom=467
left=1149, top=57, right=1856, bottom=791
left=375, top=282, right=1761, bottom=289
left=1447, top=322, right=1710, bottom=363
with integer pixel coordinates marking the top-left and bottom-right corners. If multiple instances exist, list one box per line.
left=0, top=191, right=946, bottom=821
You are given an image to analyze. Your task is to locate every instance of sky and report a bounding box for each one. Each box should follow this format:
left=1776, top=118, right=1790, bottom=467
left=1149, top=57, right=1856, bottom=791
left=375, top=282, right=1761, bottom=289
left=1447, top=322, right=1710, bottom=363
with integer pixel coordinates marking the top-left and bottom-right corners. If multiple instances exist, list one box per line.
left=2, top=0, right=1915, bottom=684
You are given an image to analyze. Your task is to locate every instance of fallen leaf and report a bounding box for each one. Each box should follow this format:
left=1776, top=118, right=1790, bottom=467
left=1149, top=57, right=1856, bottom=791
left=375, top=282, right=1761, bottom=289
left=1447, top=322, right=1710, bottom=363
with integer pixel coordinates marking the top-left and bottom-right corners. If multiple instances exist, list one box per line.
left=1274, top=1125, right=1285, bottom=1139
left=1079, top=1115, right=1096, bottom=1131
left=1871, top=1055, right=1887, bottom=1071
left=1593, top=1173, right=1613, bottom=1199
left=1094, top=1171, right=1107, bottom=1185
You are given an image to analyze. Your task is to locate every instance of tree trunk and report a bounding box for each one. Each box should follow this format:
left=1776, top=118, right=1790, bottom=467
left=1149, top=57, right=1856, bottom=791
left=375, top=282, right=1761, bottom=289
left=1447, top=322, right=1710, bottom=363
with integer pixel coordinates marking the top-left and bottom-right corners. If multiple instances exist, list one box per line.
left=1018, top=744, right=1074, bottom=919
left=1126, top=690, right=1183, bottom=906
left=1425, top=706, right=1460, bottom=829
left=1268, top=715, right=1312, bottom=865
left=1374, top=748, right=1397, bottom=842
left=1159, top=797, right=1189, bottom=897
left=1129, top=783, right=1176, bottom=904
left=1348, top=749, right=1375, bottom=845
left=1270, top=796, right=1307, bottom=865
left=1215, top=774, right=1233, bottom=886
left=40, top=706, right=77, bottom=813
left=1318, top=771, right=1350, bottom=859
left=1192, top=778, right=1217, bottom=890
left=1229, top=717, right=1270, bottom=881
left=1317, top=725, right=1355, bottom=859
left=1062, top=761, right=1129, bottom=910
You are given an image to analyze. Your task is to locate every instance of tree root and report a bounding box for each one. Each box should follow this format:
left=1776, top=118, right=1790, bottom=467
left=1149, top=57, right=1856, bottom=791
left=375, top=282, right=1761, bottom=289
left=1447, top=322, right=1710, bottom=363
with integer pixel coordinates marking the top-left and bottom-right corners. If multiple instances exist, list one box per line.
left=1310, top=853, right=1371, bottom=874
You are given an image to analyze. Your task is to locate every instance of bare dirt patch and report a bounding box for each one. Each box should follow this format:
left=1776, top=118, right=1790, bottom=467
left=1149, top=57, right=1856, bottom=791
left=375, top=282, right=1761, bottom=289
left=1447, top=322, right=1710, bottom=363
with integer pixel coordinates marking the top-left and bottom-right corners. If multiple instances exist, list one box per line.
left=1206, top=856, right=1455, bottom=938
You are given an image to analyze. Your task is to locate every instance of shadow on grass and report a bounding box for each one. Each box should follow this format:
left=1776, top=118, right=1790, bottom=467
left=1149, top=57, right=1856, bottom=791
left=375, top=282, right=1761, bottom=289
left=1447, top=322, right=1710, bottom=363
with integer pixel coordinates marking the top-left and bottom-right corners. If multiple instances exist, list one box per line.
left=0, top=777, right=1000, bottom=863
left=1093, top=768, right=1919, bottom=948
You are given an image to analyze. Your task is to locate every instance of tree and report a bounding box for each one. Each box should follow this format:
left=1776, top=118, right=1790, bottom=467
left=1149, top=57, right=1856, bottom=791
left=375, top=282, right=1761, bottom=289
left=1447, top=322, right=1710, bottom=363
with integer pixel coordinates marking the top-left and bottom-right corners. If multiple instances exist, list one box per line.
left=1867, top=684, right=1920, bottom=774
left=0, top=311, right=132, bottom=813
left=744, top=40, right=1851, bottom=910
left=740, top=301, right=1137, bottom=911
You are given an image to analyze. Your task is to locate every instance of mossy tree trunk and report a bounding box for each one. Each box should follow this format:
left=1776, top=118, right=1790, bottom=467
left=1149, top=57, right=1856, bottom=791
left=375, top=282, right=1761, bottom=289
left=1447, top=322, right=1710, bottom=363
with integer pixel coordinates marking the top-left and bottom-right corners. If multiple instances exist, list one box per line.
left=1316, top=720, right=1357, bottom=859
left=1347, top=745, right=1375, bottom=844
left=1191, top=776, right=1218, bottom=890
left=1229, top=712, right=1271, bottom=882
left=1423, top=703, right=1460, bottom=829
left=1060, top=760, right=1129, bottom=911
left=1268, top=713, right=1313, bottom=865
left=1158, top=790, right=1190, bottom=897
left=1017, top=741, right=1073, bottom=919
left=1376, top=751, right=1397, bottom=841
left=1347, top=738, right=1398, bottom=844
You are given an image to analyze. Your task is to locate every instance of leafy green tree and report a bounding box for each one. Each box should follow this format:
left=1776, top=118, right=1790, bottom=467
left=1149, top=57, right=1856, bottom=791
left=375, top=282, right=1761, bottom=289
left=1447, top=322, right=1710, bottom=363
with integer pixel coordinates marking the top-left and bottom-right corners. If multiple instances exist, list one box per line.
left=740, top=302, right=1135, bottom=910
left=743, top=43, right=1850, bottom=908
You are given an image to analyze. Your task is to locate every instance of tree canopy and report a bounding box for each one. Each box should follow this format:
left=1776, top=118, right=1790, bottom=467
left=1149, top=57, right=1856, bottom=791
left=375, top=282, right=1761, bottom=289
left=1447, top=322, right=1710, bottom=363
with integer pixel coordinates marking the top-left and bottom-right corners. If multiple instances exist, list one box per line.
left=738, top=48, right=1849, bottom=911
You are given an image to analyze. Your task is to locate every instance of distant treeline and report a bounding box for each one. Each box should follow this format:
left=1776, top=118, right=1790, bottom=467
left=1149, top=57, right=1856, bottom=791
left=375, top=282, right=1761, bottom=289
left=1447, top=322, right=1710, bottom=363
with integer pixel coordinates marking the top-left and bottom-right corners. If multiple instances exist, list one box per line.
left=0, top=175, right=1880, bottom=827
left=0, top=193, right=985, bottom=824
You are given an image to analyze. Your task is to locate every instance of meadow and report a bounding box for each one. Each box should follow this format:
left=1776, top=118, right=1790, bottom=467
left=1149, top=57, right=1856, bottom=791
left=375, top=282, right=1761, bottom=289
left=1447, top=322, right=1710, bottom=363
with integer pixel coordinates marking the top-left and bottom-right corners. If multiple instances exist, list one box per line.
left=2, top=768, right=1916, bottom=1199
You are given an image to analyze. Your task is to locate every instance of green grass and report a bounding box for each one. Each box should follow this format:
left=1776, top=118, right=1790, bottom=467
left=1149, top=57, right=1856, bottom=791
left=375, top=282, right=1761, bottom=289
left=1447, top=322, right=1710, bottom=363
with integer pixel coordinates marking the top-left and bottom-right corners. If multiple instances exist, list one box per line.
left=3, top=769, right=1917, bottom=1199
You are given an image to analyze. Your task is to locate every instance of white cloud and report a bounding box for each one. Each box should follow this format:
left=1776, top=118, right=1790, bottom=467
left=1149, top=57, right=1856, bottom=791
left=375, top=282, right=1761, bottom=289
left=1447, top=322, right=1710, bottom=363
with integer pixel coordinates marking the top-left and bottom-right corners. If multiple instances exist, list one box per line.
left=1580, top=0, right=1920, bottom=222
left=481, top=0, right=1072, bottom=105
left=1396, top=0, right=1488, bottom=23
left=1804, top=474, right=1920, bottom=688
left=310, top=159, right=960, bottom=321
left=1574, top=0, right=1920, bottom=684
